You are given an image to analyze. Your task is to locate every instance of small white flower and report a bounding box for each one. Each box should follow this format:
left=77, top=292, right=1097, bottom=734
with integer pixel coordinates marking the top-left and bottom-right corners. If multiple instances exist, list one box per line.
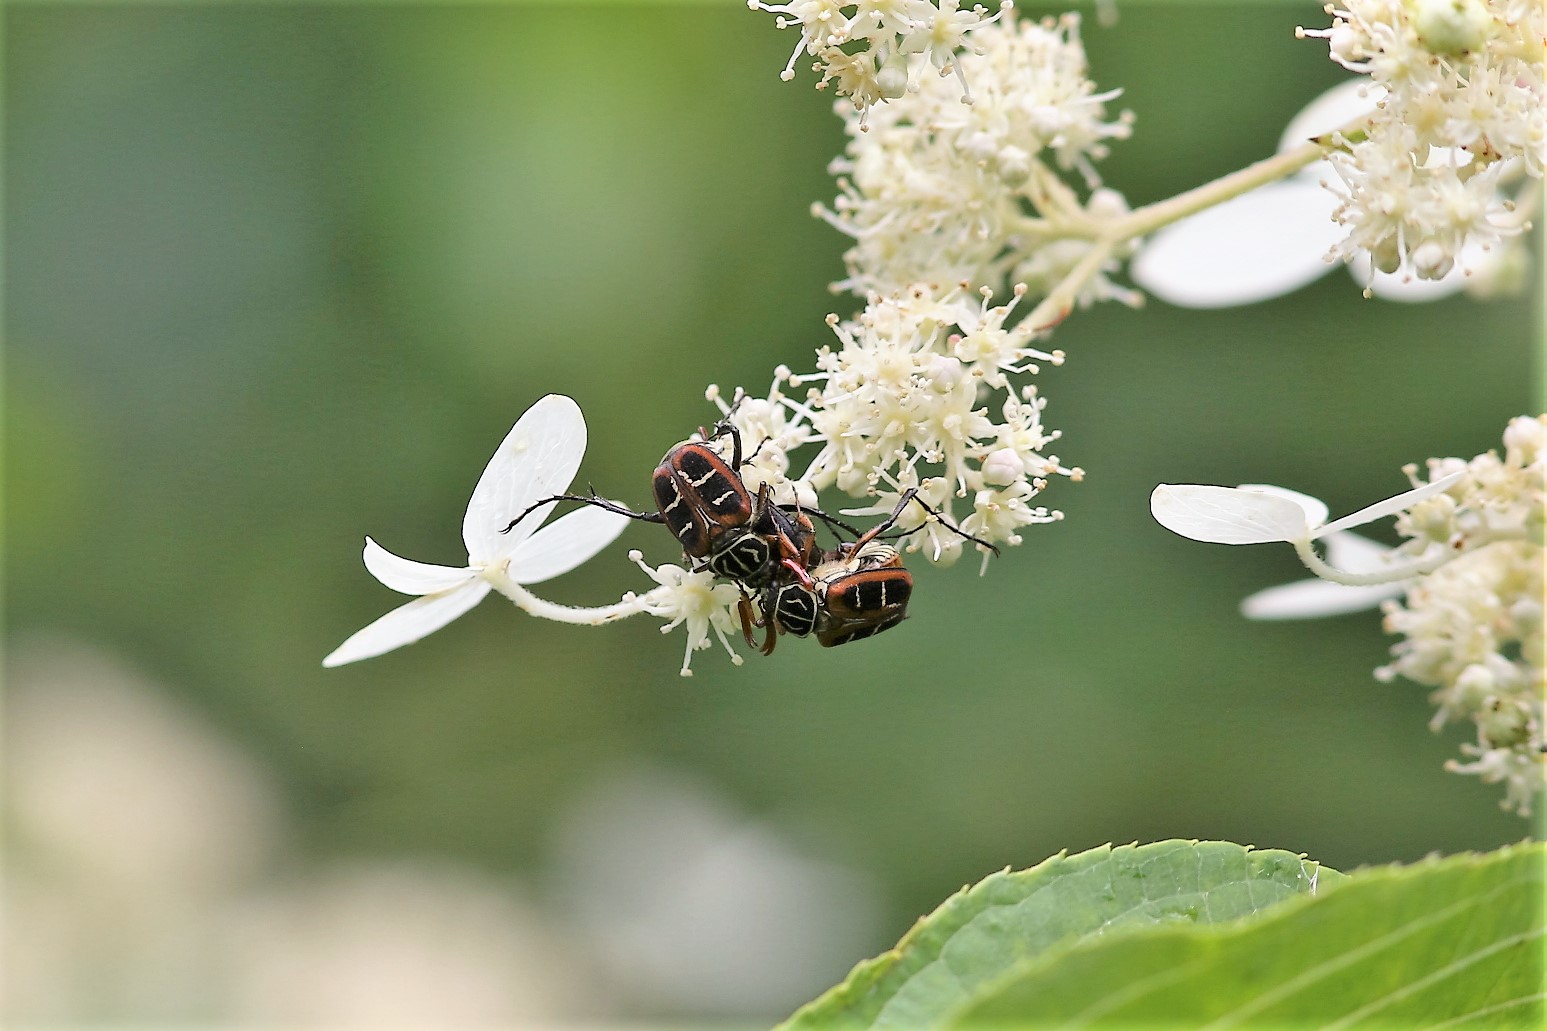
left=749, top=0, right=1009, bottom=113
left=323, top=395, right=629, bottom=667
left=626, top=551, right=747, bottom=677
left=1305, top=0, right=1542, bottom=292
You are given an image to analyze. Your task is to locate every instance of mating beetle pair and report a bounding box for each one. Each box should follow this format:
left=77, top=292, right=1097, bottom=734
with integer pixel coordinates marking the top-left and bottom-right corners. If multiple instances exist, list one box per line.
left=501, top=423, right=992, bottom=654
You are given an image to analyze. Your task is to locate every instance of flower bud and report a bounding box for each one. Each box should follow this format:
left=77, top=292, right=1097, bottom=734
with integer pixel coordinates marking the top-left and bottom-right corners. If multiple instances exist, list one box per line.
left=996, top=145, right=1032, bottom=185
left=981, top=447, right=1026, bottom=485
left=1502, top=416, right=1544, bottom=465
left=1409, top=0, right=1492, bottom=56
left=1328, top=24, right=1367, bottom=64
left=1453, top=662, right=1497, bottom=706
left=877, top=57, right=909, bottom=99
left=1406, top=493, right=1457, bottom=543
left=1410, top=240, right=1454, bottom=280
left=963, top=131, right=998, bottom=162
left=928, top=355, right=965, bottom=391
left=1476, top=697, right=1531, bottom=748
left=1086, top=187, right=1130, bottom=219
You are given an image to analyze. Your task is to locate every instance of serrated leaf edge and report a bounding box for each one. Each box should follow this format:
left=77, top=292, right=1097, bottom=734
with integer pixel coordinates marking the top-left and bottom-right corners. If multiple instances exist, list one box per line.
left=946, top=839, right=1545, bottom=1029
left=780, top=839, right=1333, bottom=1029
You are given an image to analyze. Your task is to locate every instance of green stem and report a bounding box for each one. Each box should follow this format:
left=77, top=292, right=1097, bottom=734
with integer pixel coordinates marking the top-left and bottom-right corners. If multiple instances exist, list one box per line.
left=1020, top=112, right=1372, bottom=329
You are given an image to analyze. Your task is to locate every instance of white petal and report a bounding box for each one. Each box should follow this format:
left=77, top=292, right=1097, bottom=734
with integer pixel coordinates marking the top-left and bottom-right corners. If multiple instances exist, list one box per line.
left=508, top=506, right=630, bottom=585
left=1323, top=530, right=1396, bottom=573
left=1237, top=483, right=1330, bottom=530
left=1278, top=79, right=1381, bottom=154
left=1316, top=470, right=1467, bottom=537
left=463, top=395, right=587, bottom=563
left=1241, top=577, right=1404, bottom=619
left=362, top=537, right=477, bottom=596
left=1130, top=180, right=1343, bottom=308
left=322, top=581, right=491, bottom=667
left=1151, top=484, right=1311, bottom=544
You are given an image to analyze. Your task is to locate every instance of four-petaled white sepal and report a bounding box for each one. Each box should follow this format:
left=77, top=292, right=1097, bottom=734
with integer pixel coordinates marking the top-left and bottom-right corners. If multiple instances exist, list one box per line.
left=323, top=395, right=629, bottom=667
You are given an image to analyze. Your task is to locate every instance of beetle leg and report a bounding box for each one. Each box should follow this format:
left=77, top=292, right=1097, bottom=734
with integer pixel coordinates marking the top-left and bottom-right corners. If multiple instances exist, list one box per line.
left=759, top=597, right=779, bottom=656
left=701, top=420, right=745, bottom=471
left=737, top=592, right=760, bottom=649
left=728, top=424, right=743, bottom=471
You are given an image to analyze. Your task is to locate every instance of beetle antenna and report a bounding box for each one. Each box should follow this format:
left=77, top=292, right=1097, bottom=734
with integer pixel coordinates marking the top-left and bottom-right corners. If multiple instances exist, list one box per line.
left=860, top=489, right=1001, bottom=554
left=499, top=493, right=662, bottom=535
left=794, top=506, right=864, bottom=541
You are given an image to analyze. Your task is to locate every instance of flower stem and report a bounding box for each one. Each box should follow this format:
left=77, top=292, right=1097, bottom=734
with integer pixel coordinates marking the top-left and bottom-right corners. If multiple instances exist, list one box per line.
left=1290, top=536, right=1448, bottom=587
left=1022, top=239, right=1117, bottom=329
left=1114, top=127, right=1354, bottom=240
left=487, top=572, right=644, bottom=625
left=1020, top=111, right=1372, bottom=329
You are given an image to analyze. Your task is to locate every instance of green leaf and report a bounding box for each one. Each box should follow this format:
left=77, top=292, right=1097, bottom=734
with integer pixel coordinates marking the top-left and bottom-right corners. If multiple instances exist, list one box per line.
left=781, top=839, right=1340, bottom=1029
left=962, top=840, right=1544, bottom=1028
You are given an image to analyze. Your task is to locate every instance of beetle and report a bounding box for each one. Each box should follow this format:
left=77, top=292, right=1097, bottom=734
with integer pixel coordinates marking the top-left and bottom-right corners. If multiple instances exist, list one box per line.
left=740, top=539, right=910, bottom=653
left=651, top=428, right=818, bottom=587
left=501, top=423, right=817, bottom=589
left=739, top=487, right=995, bottom=653
left=810, top=540, right=912, bottom=647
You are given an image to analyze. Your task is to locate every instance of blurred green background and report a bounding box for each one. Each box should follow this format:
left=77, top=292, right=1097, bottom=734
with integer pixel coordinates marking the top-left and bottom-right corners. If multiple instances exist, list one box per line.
left=5, top=1, right=1538, bottom=1024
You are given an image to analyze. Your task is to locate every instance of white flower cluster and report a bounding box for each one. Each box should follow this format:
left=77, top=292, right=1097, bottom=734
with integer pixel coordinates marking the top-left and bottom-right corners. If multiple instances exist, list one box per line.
left=819, top=10, right=1134, bottom=299
left=1376, top=415, right=1545, bottom=814
left=748, top=0, right=1010, bottom=113
left=1300, top=0, right=1544, bottom=282
left=1153, top=415, right=1545, bottom=815
left=711, top=283, right=1078, bottom=569
left=693, top=11, right=1126, bottom=572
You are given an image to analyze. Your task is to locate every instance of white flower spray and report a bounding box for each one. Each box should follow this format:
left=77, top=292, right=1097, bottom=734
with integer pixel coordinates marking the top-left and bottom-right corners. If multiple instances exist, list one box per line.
left=1376, top=417, right=1545, bottom=815
left=1153, top=416, right=1546, bottom=815
left=748, top=0, right=1011, bottom=115
left=697, top=9, right=1128, bottom=585
left=1299, top=0, right=1544, bottom=287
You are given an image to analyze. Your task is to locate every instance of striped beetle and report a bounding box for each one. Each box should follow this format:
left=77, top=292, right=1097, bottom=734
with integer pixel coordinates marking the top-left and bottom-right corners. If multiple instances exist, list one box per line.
left=739, top=487, right=993, bottom=654
left=501, top=423, right=816, bottom=590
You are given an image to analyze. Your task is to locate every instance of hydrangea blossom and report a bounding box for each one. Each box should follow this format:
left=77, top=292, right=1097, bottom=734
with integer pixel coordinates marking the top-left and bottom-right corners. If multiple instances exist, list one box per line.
left=817, top=10, right=1134, bottom=300
left=708, top=284, right=1079, bottom=568
left=1299, top=0, right=1544, bottom=286
left=1152, top=416, right=1546, bottom=814
left=748, top=0, right=1011, bottom=114
left=709, top=11, right=1123, bottom=572
left=1132, top=80, right=1533, bottom=307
